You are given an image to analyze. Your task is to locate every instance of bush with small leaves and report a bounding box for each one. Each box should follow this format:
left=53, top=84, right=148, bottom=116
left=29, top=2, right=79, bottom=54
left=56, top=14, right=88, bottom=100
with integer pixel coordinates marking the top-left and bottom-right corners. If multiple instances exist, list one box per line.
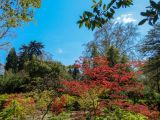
left=0, top=94, right=36, bottom=120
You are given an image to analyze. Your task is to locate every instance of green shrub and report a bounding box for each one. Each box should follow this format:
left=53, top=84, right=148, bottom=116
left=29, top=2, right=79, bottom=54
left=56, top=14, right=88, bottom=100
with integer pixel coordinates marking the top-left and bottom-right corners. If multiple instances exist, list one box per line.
left=34, top=90, right=54, bottom=111
left=50, top=112, right=71, bottom=120
left=0, top=94, right=9, bottom=111
left=0, top=94, right=36, bottom=120
left=143, top=88, right=160, bottom=111
left=0, top=70, right=29, bottom=93
left=24, top=59, right=69, bottom=91
left=63, top=94, right=80, bottom=111
left=99, top=90, right=110, bottom=99
left=96, top=106, right=147, bottom=120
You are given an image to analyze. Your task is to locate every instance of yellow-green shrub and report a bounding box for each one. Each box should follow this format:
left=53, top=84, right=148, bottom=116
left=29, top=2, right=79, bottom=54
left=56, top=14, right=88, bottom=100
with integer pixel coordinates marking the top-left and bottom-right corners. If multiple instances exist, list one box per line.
left=63, top=94, right=80, bottom=111
left=0, top=94, right=36, bottom=120
left=0, top=94, right=9, bottom=111
left=96, top=106, right=147, bottom=120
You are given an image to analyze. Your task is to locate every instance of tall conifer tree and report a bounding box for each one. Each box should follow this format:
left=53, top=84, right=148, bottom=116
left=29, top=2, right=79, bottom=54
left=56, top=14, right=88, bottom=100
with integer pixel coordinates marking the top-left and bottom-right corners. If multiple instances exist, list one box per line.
left=5, top=48, right=18, bottom=73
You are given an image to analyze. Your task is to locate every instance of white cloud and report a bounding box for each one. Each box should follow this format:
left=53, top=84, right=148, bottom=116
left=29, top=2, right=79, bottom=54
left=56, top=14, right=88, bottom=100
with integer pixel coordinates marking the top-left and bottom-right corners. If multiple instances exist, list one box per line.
left=115, top=14, right=136, bottom=24
left=57, top=48, right=63, bottom=54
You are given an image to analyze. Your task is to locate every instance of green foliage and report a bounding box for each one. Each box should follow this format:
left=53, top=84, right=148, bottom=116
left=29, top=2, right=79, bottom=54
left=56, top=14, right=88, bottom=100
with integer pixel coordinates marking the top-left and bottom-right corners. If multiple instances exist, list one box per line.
left=85, top=41, right=99, bottom=58
left=0, top=0, right=41, bottom=40
left=1, top=0, right=41, bottom=27
left=139, top=0, right=160, bottom=25
left=143, top=87, right=160, bottom=111
left=143, top=56, right=160, bottom=93
left=50, top=112, right=71, bottom=120
left=96, top=106, right=147, bottom=120
left=91, top=44, right=99, bottom=58
left=76, top=86, right=104, bottom=113
left=0, top=41, right=69, bottom=93
left=24, top=58, right=51, bottom=78
left=67, top=65, right=81, bottom=80
left=33, top=90, right=54, bottom=111
left=107, top=46, right=120, bottom=67
left=78, top=0, right=160, bottom=30
left=0, top=95, right=36, bottom=120
left=26, top=40, right=44, bottom=60
left=141, top=23, right=160, bottom=93
left=18, top=41, right=44, bottom=70
left=63, top=94, right=80, bottom=111
left=72, top=67, right=80, bottom=80
left=121, top=54, right=129, bottom=64
left=5, top=48, right=18, bottom=73
left=141, top=23, right=160, bottom=56
left=0, top=104, right=26, bottom=120
left=0, top=94, right=9, bottom=111
left=78, top=0, right=133, bottom=30
left=0, top=70, right=29, bottom=93
left=99, top=90, right=110, bottom=99
left=24, top=58, right=68, bottom=91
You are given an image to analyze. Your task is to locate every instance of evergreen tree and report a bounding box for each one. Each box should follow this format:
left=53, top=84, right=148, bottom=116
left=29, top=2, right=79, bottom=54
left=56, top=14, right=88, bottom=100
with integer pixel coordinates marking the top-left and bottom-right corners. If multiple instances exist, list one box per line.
left=5, top=48, right=18, bottom=73
left=141, top=24, right=160, bottom=57
left=107, top=46, right=120, bottom=67
left=143, top=56, right=160, bottom=92
left=28, top=41, right=44, bottom=60
left=18, top=41, right=44, bottom=71
left=0, top=62, right=4, bottom=75
left=67, top=65, right=81, bottom=80
left=72, top=66, right=80, bottom=80
left=90, top=43, right=99, bottom=58
left=19, top=41, right=44, bottom=61
left=141, top=23, right=160, bottom=93
left=121, top=55, right=129, bottom=64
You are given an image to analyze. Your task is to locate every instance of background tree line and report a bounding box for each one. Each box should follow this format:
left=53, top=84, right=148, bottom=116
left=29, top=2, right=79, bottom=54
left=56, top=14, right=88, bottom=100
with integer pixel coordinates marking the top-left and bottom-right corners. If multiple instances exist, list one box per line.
left=0, top=40, right=72, bottom=93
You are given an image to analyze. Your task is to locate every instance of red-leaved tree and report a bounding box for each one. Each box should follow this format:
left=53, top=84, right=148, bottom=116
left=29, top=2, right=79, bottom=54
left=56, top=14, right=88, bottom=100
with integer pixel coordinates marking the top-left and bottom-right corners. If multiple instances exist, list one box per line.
left=59, top=56, right=159, bottom=119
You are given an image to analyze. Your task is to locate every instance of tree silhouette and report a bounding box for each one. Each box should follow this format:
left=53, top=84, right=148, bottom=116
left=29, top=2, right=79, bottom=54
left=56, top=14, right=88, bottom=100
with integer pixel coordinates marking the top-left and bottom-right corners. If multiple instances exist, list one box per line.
left=18, top=41, right=44, bottom=70
left=5, top=48, right=18, bottom=73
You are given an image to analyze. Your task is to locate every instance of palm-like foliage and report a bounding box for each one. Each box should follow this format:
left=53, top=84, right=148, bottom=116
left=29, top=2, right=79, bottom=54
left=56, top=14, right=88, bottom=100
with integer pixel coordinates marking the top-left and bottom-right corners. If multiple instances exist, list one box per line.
left=18, top=41, right=44, bottom=70
left=28, top=41, right=44, bottom=59
left=19, top=41, right=44, bottom=60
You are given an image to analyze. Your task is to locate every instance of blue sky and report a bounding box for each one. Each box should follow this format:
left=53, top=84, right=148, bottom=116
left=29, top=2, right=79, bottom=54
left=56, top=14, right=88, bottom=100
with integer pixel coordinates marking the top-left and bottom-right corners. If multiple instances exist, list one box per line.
left=0, top=0, right=156, bottom=65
